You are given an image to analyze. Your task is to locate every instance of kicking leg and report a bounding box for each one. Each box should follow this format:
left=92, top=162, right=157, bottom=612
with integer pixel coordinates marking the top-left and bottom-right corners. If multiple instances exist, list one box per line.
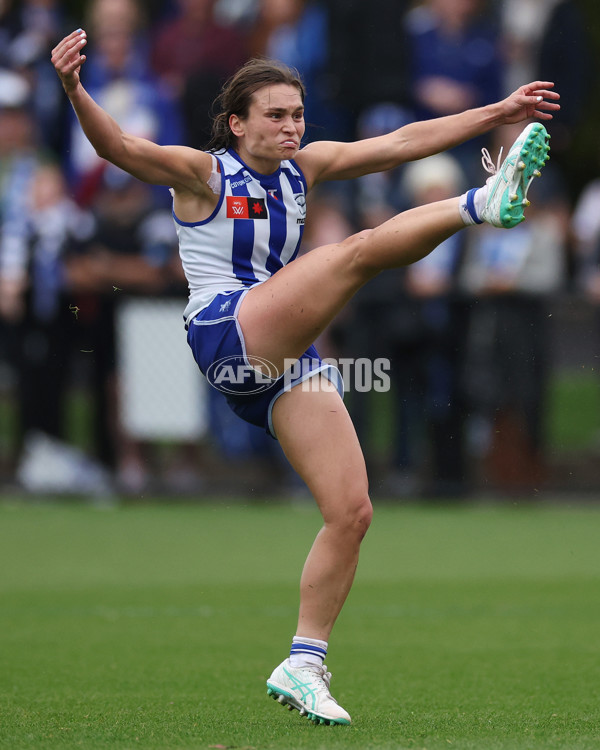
left=239, top=123, right=550, bottom=373
left=240, top=197, right=465, bottom=373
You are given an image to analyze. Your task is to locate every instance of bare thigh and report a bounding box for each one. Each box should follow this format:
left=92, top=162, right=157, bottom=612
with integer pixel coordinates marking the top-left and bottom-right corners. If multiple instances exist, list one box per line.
left=272, top=376, right=370, bottom=521
left=238, top=198, right=462, bottom=373
left=238, top=234, right=373, bottom=374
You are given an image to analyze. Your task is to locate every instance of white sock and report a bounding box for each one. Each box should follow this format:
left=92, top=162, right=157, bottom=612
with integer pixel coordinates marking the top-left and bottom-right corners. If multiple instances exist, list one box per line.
left=289, top=636, right=328, bottom=668
left=459, top=186, right=487, bottom=225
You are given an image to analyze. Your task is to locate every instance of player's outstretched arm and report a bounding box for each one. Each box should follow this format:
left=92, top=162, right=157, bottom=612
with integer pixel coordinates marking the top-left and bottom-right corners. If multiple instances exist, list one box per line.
left=298, top=81, right=560, bottom=187
left=51, top=29, right=212, bottom=192
left=391, top=80, right=560, bottom=164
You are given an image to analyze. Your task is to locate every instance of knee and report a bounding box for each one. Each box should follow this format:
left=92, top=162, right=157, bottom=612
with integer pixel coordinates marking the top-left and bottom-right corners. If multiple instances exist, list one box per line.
left=330, top=490, right=373, bottom=541
left=353, top=494, right=373, bottom=540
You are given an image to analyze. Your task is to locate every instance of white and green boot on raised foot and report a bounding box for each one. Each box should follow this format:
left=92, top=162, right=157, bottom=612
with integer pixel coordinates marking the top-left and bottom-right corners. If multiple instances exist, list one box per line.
left=266, top=659, right=351, bottom=725
left=480, top=122, right=550, bottom=228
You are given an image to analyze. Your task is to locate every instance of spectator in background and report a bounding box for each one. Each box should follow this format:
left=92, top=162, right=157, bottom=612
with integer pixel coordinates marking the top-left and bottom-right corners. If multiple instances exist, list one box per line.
left=0, top=70, right=39, bottom=476
left=501, top=0, right=591, bottom=204
left=502, top=0, right=590, bottom=141
left=0, top=73, right=94, bottom=467
left=572, top=168, right=600, bottom=305
left=0, top=72, right=40, bottom=327
left=66, top=168, right=181, bottom=491
left=151, top=0, right=248, bottom=90
left=66, top=0, right=182, bottom=206
left=333, top=154, right=469, bottom=497
left=151, top=0, right=249, bottom=149
left=460, top=124, right=568, bottom=492
left=250, top=0, right=337, bottom=142
left=7, top=163, right=94, bottom=452
left=535, top=0, right=590, bottom=142
left=396, top=154, right=470, bottom=497
left=0, top=0, right=69, bottom=155
left=325, top=0, right=412, bottom=141
left=405, top=0, right=503, bottom=182
left=572, top=170, right=600, bottom=469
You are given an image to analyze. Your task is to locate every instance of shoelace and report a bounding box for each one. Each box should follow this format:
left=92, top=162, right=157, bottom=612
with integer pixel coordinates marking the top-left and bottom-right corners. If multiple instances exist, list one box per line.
left=481, top=146, right=503, bottom=176
left=307, top=664, right=334, bottom=696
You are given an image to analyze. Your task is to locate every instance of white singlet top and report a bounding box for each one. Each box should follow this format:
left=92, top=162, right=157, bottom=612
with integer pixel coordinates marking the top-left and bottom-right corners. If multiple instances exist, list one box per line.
left=174, top=148, right=308, bottom=327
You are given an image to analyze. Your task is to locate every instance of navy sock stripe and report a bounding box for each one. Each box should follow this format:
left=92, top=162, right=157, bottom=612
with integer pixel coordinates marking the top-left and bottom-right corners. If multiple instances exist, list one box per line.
left=466, top=187, right=483, bottom=224
left=290, top=643, right=327, bottom=655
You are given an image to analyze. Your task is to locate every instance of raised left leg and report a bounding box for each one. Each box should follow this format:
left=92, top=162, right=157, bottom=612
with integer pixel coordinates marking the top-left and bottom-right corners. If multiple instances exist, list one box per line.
left=239, top=123, right=551, bottom=375
left=239, top=198, right=465, bottom=374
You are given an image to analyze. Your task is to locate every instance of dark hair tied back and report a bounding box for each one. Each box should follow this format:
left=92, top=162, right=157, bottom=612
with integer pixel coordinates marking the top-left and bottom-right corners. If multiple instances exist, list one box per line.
left=205, top=58, right=305, bottom=152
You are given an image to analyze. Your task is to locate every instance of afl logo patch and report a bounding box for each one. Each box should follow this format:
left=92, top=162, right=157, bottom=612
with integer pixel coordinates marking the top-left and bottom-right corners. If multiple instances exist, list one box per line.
left=226, top=196, right=268, bottom=219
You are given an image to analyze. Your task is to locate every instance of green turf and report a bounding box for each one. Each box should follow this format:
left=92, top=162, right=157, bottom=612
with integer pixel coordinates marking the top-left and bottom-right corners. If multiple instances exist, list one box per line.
left=547, top=371, right=600, bottom=452
left=1, top=501, right=599, bottom=749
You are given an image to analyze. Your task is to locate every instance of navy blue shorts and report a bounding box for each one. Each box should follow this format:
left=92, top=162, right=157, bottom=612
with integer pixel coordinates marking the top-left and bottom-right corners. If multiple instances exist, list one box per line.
left=186, top=289, right=343, bottom=437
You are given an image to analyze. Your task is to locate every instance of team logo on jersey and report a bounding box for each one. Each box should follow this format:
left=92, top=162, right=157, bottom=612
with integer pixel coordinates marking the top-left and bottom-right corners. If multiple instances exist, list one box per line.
left=226, top=196, right=268, bottom=219
left=294, top=193, right=306, bottom=224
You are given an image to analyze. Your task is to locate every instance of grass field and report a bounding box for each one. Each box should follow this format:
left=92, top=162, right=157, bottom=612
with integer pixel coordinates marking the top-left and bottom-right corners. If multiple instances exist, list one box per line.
left=1, top=500, right=599, bottom=749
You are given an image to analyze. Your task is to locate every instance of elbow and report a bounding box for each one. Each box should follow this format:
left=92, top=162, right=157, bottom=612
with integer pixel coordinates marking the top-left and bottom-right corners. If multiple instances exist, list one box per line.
left=94, top=129, right=131, bottom=167
left=93, top=142, right=129, bottom=173
left=94, top=145, right=111, bottom=162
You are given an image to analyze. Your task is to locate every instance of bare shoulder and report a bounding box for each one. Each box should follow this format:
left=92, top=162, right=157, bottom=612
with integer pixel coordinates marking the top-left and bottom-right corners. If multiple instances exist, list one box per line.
left=157, top=144, right=215, bottom=187
left=171, top=148, right=221, bottom=223
left=295, top=138, right=382, bottom=186
left=294, top=140, right=346, bottom=189
left=111, top=135, right=217, bottom=197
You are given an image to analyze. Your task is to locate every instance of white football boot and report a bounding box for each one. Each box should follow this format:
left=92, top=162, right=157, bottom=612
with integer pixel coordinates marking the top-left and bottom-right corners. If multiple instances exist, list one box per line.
left=480, top=122, right=550, bottom=229
left=266, top=658, right=351, bottom=725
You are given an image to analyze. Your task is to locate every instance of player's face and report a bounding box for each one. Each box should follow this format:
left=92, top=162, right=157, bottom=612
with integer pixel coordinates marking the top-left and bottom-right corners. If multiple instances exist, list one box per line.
left=230, top=83, right=305, bottom=173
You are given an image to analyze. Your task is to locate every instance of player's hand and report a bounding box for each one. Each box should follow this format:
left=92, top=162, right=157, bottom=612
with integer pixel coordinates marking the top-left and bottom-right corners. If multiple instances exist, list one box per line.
left=51, top=29, right=88, bottom=94
left=500, top=81, right=560, bottom=124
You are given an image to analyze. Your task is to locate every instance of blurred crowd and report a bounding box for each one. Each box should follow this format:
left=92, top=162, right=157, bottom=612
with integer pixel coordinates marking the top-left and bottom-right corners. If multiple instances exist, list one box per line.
left=0, top=0, right=598, bottom=498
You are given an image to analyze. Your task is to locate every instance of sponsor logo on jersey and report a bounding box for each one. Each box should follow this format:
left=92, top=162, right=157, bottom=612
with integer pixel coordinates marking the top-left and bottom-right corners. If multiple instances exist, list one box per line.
left=226, top=196, right=268, bottom=219
left=229, top=175, right=253, bottom=189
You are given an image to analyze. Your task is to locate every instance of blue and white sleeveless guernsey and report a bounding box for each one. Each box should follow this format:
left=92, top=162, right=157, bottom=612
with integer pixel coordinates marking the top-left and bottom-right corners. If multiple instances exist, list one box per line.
left=177, top=148, right=308, bottom=326
left=174, top=148, right=343, bottom=437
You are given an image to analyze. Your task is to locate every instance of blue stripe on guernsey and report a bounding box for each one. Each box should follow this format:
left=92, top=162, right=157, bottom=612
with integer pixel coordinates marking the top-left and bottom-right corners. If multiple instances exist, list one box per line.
left=230, top=173, right=259, bottom=286
left=280, top=165, right=304, bottom=265
left=265, top=175, right=287, bottom=275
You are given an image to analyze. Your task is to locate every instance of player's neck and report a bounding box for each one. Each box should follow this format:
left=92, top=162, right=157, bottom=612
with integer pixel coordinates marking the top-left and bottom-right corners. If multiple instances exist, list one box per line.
left=234, top=145, right=281, bottom=176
